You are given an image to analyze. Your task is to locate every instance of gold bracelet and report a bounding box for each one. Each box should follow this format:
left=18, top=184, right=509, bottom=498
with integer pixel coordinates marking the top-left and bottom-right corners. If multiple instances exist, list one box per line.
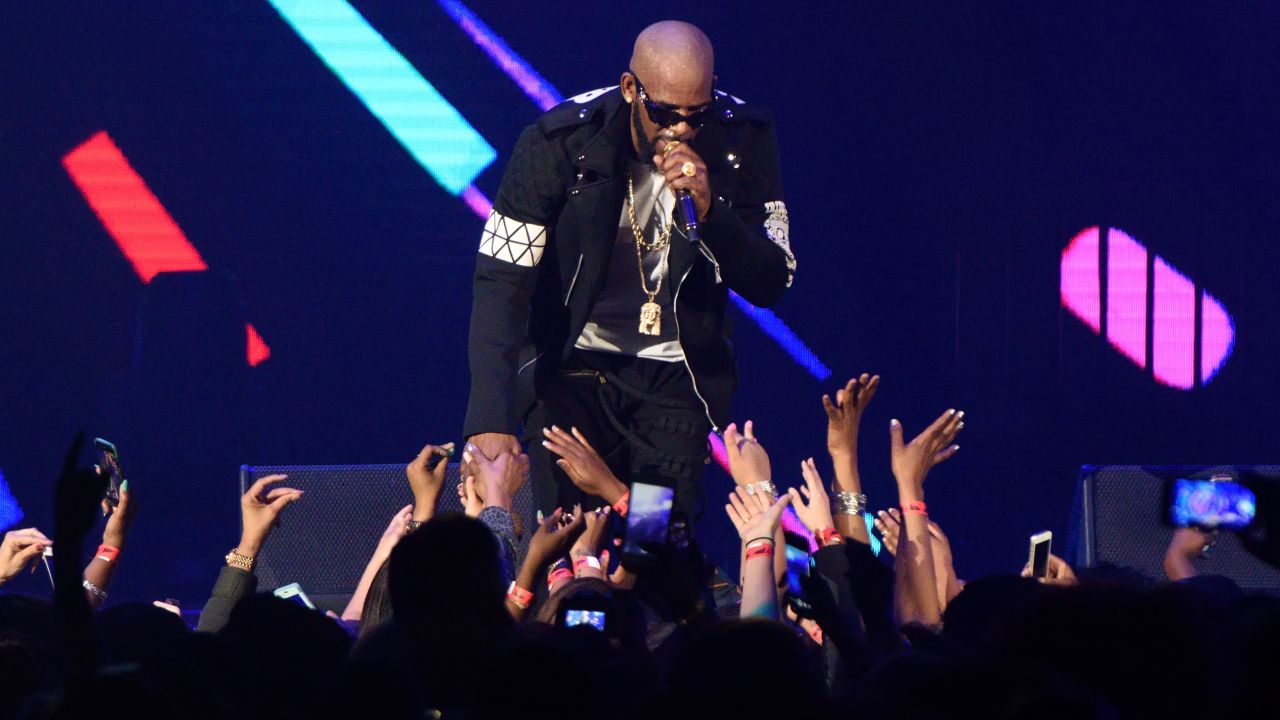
left=225, top=549, right=255, bottom=572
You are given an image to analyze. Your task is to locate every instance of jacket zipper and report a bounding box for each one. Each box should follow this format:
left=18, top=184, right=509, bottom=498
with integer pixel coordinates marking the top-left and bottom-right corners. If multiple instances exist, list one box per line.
left=697, top=241, right=722, bottom=284
left=672, top=261, right=717, bottom=432
left=564, top=253, right=584, bottom=305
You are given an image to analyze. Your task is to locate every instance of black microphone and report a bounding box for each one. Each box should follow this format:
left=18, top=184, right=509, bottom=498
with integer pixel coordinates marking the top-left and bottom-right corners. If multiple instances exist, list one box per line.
left=675, top=189, right=701, bottom=245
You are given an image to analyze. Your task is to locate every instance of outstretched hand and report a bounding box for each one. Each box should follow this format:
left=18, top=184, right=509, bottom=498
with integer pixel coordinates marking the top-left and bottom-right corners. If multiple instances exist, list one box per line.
left=542, top=426, right=627, bottom=505
left=527, top=506, right=586, bottom=569
left=464, top=443, right=528, bottom=512
left=824, top=374, right=879, bottom=459
left=726, top=486, right=792, bottom=541
left=406, top=443, right=453, bottom=522
left=101, top=478, right=135, bottom=550
left=722, top=421, right=772, bottom=490
left=238, top=474, right=303, bottom=557
left=787, top=458, right=835, bottom=534
left=890, top=409, right=964, bottom=499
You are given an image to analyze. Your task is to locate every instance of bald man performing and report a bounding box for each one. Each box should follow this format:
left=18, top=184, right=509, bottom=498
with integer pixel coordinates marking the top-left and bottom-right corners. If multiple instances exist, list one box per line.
left=464, top=21, right=794, bottom=520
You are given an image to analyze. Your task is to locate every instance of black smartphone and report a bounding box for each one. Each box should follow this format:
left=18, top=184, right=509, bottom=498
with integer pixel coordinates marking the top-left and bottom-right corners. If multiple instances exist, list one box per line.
left=621, top=478, right=676, bottom=565
left=783, top=529, right=815, bottom=618
left=92, top=438, right=122, bottom=509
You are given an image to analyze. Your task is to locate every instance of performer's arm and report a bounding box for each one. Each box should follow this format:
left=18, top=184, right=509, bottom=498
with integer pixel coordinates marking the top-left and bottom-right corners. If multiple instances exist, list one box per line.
left=660, top=114, right=794, bottom=308
left=464, top=124, right=569, bottom=440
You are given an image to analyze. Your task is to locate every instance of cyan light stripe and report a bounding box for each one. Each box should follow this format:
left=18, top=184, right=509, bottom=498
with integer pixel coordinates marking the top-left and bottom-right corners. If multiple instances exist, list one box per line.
left=268, top=0, right=496, bottom=194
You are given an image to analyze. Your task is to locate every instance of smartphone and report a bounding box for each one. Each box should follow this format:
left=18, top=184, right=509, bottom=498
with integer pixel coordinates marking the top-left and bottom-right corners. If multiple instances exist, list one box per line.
left=621, top=480, right=675, bottom=562
left=563, top=609, right=607, bottom=631
left=783, top=529, right=815, bottom=618
left=273, top=582, right=316, bottom=610
left=1169, top=477, right=1256, bottom=530
left=1028, top=530, right=1053, bottom=579
left=92, top=438, right=122, bottom=509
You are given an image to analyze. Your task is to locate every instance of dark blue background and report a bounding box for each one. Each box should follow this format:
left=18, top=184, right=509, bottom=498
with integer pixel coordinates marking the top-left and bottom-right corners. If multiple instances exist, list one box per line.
left=3, top=1, right=1278, bottom=602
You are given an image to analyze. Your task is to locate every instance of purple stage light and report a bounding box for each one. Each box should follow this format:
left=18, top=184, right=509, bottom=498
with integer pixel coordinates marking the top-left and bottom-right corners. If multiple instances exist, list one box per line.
left=436, top=0, right=563, bottom=111
left=1060, top=225, right=1235, bottom=388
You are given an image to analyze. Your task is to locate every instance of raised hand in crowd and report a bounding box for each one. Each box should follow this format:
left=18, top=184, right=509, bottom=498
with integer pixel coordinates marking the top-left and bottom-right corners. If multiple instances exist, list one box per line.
left=52, top=434, right=108, bottom=675
left=342, top=504, right=413, bottom=622
left=1163, top=526, right=1211, bottom=582
left=569, top=506, right=612, bottom=581
left=542, top=425, right=628, bottom=506
left=0, top=527, right=51, bottom=586
left=722, top=421, right=773, bottom=495
left=406, top=442, right=454, bottom=523
left=1021, top=552, right=1078, bottom=586
left=823, top=375, right=879, bottom=543
left=506, top=506, right=586, bottom=618
left=82, top=476, right=136, bottom=608
left=464, top=442, right=528, bottom=512
left=889, top=410, right=964, bottom=630
left=726, top=485, right=792, bottom=619
left=787, top=458, right=837, bottom=540
left=875, top=509, right=964, bottom=608
left=235, top=474, right=304, bottom=564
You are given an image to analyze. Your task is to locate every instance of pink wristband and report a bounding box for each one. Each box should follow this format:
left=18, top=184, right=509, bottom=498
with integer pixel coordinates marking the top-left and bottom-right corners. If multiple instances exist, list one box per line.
left=902, top=500, right=928, bottom=515
left=96, top=544, right=120, bottom=563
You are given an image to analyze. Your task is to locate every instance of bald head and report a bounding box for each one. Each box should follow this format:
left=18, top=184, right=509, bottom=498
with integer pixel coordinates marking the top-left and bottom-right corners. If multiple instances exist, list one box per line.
left=629, top=21, right=714, bottom=100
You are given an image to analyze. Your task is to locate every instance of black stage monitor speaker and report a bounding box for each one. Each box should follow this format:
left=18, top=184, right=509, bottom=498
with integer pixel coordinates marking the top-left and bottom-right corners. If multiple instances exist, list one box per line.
left=239, top=463, right=536, bottom=613
left=1069, top=464, right=1280, bottom=592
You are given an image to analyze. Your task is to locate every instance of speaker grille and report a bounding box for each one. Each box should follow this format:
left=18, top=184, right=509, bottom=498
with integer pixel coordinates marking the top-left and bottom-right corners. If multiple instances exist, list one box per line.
left=1075, top=464, right=1280, bottom=591
left=239, top=463, right=535, bottom=611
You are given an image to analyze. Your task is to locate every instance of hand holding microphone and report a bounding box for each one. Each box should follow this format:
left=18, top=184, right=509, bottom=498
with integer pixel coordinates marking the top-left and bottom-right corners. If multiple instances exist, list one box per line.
left=653, top=140, right=710, bottom=243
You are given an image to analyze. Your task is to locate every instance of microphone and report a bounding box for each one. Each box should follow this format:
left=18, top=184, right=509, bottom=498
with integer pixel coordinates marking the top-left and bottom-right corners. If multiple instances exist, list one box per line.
left=675, top=189, right=701, bottom=245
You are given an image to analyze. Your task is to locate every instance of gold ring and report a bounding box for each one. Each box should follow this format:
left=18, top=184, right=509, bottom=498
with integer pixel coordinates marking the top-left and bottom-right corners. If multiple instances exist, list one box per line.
left=681, top=161, right=697, bottom=177
left=662, top=140, right=682, bottom=158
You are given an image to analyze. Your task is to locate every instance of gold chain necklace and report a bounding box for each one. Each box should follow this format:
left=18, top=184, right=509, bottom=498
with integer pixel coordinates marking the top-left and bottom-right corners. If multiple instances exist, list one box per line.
left=627, top=174, right=672, bottom=336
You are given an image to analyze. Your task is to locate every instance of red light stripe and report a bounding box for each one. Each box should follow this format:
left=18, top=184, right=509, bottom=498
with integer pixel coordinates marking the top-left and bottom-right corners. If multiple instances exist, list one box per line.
left=62, top=131, right=208, bottom=282
left=63, top=131, right=270, bottom=366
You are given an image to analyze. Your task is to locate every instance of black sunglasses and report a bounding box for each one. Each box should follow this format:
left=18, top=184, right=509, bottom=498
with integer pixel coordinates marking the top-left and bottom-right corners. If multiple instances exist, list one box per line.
left=630, top=73, right=717, bottom=129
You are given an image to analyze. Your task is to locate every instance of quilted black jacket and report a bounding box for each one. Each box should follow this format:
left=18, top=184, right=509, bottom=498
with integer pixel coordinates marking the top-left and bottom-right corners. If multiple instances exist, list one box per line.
left=464, top=86, right=793, bottom=438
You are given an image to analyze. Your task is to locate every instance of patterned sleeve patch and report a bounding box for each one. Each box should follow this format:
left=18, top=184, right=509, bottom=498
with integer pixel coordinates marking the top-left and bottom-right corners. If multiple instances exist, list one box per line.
left=763, top=200, right=795, bottom=287
left=479, top=210, right=547, bottom=267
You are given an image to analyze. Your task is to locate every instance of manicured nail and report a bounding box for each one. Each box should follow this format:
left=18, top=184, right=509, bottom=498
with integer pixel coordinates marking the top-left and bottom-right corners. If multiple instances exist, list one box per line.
left=536, top=510, right=545, bottom=523
left=956, top=411, right=965, bottom=419
left=958, top=422, right=965, bottom=430
left=947, top=409, right=955, bottom=415
left=890, top=419, right=900, bottom=426
left=551, top=425, right=560, bottom=432
left=121, top=479, right=129, bottom=493
left=541, top=440, right=550, bottom=447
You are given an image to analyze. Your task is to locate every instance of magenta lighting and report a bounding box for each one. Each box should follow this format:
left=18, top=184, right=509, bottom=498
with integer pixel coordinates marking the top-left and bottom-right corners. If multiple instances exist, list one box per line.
left=1060, top=226, right=1235, bottom=389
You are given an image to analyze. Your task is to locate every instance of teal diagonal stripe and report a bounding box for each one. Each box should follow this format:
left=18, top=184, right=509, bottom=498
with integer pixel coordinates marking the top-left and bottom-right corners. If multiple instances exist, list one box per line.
left=268, top=0, right=496, bottom=194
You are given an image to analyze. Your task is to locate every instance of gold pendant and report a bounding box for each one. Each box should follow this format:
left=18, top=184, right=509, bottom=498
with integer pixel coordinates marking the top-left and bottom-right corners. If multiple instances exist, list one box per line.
left=639, top=301, right=662, bottom=336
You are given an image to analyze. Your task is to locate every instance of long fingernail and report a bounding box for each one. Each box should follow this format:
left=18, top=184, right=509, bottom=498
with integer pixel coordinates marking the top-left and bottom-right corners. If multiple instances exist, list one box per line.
left=536, top=510, right=545, bottom=523
left=121, top=479, right=129, bottom=493
left=947, top=409, right=955, bottom=415
left=890, top=419, right=900, bottom=426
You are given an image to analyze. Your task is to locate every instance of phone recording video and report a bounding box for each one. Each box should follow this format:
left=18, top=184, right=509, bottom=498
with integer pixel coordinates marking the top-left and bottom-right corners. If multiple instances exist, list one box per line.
left=92, top=437, right=122, bottom=509
left=563, top=609, right=607, bottom=631
left=783, top=529, right=815, bottom=617
left=1028, top=530, right=1052, bottom=579
left=1169, top=478, right=1257, bottom=530
left=622, top=480, right=675, bottom=560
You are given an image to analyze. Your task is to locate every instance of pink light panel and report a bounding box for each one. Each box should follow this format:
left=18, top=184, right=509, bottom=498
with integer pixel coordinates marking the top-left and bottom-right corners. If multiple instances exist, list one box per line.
left=63, top=131, right=270, bottom=367
left=1060, top=225, right=1235, bottom=388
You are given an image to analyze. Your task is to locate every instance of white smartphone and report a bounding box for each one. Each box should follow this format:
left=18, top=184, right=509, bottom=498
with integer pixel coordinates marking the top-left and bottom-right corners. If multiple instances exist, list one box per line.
left=273, top=582, right=316, bottom=610
left=1028, top=530, right=1053, bottom=579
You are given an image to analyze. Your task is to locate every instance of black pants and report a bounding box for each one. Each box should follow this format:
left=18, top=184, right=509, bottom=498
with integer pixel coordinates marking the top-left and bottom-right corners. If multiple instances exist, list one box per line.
left=525, top=350, right=711, bottom=520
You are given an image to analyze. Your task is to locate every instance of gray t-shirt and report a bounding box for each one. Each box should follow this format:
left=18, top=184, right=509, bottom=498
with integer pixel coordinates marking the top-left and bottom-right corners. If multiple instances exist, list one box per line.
left=574, top=160, right=684, bottom=362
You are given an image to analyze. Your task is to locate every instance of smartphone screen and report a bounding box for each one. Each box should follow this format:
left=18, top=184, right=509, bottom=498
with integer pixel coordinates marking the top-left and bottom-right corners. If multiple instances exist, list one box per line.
left=783, top=530, right=814, bottom=616
left=92, top=438, right=122, bottom=508
left=622, top=481, right=675, bottom=558
left=1029, top=531, right=1052, bottom=578
left=563, top=609, right=606, bottom=630
left=1170, top=478, right=1256, bottom=529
